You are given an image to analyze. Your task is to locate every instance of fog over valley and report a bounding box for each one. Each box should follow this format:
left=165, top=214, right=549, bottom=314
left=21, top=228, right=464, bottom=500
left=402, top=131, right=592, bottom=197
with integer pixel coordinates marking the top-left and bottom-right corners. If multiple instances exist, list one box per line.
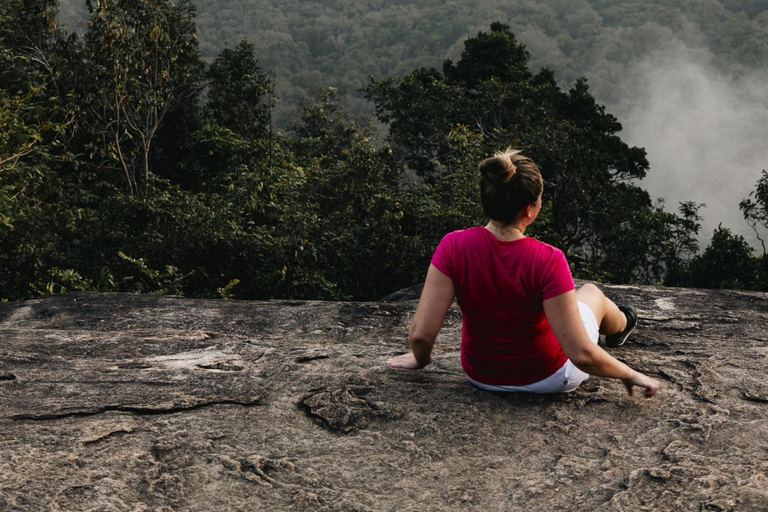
left=618, top=46, right=768, bottom=248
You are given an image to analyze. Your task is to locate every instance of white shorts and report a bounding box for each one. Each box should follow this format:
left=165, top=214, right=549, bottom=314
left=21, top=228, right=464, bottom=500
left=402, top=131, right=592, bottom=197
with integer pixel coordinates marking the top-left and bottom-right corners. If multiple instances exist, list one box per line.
left=466, top=301, right=600, bottom=394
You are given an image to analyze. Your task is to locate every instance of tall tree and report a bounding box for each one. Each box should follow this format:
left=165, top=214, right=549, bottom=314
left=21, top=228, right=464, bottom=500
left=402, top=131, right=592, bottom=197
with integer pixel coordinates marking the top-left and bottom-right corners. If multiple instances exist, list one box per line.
left=283, top=89, right=410, bottom=300
left=0, top=0, right=77, bottom=229
left=205, top=39, right=274, bottom=141
left=81, top=0, right=204, bottom=195
left=0, top=0, right=86, bottom=298
left=687, top=226, right=759, bottom=290
left=740, top=169, right=768, bottom=256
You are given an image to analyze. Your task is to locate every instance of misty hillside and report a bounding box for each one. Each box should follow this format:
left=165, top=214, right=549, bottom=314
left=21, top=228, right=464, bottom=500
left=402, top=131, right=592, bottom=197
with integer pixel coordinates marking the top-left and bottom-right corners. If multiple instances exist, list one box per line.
left=56, top=0, right=768, bottom=122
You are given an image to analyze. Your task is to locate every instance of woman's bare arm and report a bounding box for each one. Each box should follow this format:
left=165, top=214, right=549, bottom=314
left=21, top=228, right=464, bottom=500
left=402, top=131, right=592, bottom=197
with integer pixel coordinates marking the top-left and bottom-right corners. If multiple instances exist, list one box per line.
left=387, top=264, right=455, bottom=369
left=543, top=290, right=660, bottom=397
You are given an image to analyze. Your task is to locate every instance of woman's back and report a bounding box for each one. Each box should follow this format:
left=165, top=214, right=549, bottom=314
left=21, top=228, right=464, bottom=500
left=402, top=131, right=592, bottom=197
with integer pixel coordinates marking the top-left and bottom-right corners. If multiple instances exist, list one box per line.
left=432, top=227, right=575, bottom=386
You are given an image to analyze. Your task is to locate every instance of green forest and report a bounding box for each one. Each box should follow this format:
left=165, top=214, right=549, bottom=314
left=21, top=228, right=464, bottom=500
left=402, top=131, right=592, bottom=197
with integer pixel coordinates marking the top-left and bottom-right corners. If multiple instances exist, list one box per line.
left=2, top=0, right=768, bottom=302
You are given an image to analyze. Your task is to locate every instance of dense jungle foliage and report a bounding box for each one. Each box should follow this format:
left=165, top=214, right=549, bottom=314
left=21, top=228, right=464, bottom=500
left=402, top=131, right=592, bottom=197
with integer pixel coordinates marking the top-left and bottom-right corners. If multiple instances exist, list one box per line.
left=2, top=0, right=767, bottom=301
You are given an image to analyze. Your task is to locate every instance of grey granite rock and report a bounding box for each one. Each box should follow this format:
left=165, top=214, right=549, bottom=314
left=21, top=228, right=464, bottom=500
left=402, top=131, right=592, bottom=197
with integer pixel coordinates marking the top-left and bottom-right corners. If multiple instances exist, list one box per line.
left=1, top=282, right=767, bottom=511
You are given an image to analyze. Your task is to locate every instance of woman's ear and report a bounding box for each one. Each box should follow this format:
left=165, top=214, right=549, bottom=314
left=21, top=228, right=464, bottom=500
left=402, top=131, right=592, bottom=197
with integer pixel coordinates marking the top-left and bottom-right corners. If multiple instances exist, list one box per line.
left=525, top=203, right=536, bottom=221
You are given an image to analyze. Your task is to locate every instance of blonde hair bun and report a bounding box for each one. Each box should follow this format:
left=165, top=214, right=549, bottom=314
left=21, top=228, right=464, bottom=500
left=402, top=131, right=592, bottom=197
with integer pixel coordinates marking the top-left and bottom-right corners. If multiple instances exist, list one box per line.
left=495, top=148, right=521, bottom=183
left=479, top=148, right=521, bottom=184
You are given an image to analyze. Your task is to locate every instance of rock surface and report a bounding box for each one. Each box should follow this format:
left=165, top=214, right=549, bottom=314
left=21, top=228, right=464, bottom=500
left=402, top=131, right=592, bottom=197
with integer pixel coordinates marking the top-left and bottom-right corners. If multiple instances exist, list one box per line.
left=1, top=283, right=767, bottom=511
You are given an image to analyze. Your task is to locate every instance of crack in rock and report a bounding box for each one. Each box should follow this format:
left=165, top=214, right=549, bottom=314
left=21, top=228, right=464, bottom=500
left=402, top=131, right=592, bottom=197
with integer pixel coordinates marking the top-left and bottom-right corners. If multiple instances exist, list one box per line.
left=295, top=354, right=329, bottom=363
left=742, top=391, right=768, bottom=403
left=11, top=398, right=262, bottom=422
left=82, top=428, right=135, bottom=445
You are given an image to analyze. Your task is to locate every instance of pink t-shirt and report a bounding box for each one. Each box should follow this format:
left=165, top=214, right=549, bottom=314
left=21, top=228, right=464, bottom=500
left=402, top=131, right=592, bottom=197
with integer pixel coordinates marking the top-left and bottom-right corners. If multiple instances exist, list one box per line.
left=431, top=227, right=575, bottom=385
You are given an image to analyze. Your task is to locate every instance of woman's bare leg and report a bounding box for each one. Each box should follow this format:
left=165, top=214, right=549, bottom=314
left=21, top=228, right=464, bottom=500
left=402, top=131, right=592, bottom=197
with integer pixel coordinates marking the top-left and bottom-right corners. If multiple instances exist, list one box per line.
left=575, top=283, right=627, bottom=335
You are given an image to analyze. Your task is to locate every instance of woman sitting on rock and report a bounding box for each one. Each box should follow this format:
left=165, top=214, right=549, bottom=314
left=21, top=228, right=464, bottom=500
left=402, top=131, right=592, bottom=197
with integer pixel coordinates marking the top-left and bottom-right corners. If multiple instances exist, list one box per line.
left=387, top=149, right=660, bottom=397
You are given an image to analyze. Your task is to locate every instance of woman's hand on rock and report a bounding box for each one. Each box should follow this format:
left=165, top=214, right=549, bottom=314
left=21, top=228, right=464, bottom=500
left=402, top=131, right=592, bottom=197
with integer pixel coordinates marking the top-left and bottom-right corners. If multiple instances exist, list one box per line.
left=387, top=352, right=431, bottom=370
left=622, top=371, right=661, bottom=398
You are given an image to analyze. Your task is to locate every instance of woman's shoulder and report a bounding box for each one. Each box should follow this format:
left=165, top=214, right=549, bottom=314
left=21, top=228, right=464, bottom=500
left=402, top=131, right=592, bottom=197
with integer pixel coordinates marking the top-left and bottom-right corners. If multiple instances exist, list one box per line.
left=446, top=227, right=482, bottom=237
left=527, top=238, right=568, bottom=260
left=529, top=237, right=562, bottom=251
left=435, top=228, right=489, bottom=258
left=440, top=227, right=480, bottom=243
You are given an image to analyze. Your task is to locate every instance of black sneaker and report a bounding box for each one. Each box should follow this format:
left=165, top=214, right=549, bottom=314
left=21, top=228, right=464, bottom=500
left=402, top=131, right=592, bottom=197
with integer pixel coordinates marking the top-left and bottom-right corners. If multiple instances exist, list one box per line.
left=605, top=304, right=637, bottom=347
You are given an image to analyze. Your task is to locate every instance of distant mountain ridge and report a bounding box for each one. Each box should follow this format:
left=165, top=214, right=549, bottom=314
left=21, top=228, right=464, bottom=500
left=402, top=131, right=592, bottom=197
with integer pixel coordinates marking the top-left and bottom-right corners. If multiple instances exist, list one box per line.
left=56, top=0, right=768, bottom=126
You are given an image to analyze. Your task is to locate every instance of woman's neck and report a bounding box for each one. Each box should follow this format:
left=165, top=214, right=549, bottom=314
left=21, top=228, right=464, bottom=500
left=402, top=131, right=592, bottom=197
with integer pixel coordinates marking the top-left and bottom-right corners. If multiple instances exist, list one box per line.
left=485, top=220, right=526, bottom=241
